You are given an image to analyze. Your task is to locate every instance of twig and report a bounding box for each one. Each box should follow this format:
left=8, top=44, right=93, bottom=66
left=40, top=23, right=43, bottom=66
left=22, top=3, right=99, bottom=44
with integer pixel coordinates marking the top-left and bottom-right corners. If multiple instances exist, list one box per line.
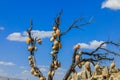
left=61, top=17, right=93, bottom=36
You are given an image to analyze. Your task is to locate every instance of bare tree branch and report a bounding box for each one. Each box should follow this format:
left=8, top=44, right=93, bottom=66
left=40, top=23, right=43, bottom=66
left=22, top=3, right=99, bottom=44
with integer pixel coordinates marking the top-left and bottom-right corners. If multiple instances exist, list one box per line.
left=27, top=19, right=46, bottom=80
left=63, top=41, right=120, bottom=80
left=63, top=50, right=77, bottom=80
left=60, top=17, right=93, bottom=36
left=90, top=41, right=120, bottom=55
left=48, top=11, right=62, bottom=80
left=100, top=47, right=120, bottom=56
left=55, top=10, right=63, bottom=28
left=48, top=11, right=93, bottom=80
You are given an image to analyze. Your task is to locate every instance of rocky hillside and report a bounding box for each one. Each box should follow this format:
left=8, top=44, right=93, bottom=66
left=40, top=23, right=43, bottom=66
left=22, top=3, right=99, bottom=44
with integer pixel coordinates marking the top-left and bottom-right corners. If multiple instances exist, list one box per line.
left=68, top=62, right=120, bottom=80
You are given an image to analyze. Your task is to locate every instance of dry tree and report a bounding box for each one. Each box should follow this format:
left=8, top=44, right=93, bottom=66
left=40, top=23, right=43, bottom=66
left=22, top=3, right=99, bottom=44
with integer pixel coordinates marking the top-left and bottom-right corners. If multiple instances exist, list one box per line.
left=63, top=42, right=120, bottom=80
left=26, top=12, right=91, bottom=80
left=25, top=11, right=120, bottom=80
left=26, top=19, right=46, bottom=80
left=47, top=10, right=92, bottom=80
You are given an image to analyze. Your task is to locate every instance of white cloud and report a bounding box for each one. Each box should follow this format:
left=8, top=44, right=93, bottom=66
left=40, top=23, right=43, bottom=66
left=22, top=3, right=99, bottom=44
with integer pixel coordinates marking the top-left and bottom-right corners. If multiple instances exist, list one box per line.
left=20, top=66, right=26, bottom=69
left=0, top=27, right=4, bottom=30
left=7, top=30, right=53, bottom=42
left=78, top=40, right=106, bottom=49
left=21, top=70, right=29, bottom=74
left=0, top=64, right=66, bottom=80
left=29, top=30, right=53, bottom=39
left=0, top=61, right=15, bottom=66
left=40, top=67, right=48, bottom=72
left=53, top=68, right=66, bottom=80
left=7, top=32, right=27, bottom=42
left=39, top=65, right=49, bottom=74
left=18, top=65, right=66, bottom=80
left=102, top=0, right=120, bottom=10
left=19, top=69, right=37, bottom=80
left=0, top=69, right=8, bottom=77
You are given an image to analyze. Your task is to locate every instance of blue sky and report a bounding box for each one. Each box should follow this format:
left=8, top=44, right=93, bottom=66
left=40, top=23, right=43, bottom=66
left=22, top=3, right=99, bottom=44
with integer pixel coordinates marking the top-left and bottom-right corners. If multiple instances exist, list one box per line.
left=0, top=0, right=120, bottom=80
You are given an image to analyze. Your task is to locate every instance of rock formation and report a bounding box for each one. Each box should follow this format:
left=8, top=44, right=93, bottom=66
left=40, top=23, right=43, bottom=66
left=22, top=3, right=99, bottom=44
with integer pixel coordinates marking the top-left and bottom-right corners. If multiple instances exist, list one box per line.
left=68, top=62, right=120, bottom=80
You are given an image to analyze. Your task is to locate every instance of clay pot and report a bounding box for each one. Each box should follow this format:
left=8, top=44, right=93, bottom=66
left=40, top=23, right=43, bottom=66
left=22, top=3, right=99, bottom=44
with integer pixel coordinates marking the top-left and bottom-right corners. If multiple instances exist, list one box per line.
left=31, top=68, right=35, bottom=74
left=26, top=37, right=31, bottom=44
left=54, top=40, right=59, bottom=46
left=50, top=37, right=55, bottom=42
left=28, top=46, right=34, bottom=52
left=54, top=65, right=58, bottom=70
left=81, top=61, right=85, bottom=65
left=53, top=61, right=57, bottom=65
left=48, top=71, right=51, bottom=76
left=52, top=32, right=57, bottom=38
left=33, top=72, right=39, bottom=76
left=48, top=71, right=54, bottom=77
left=28, top=56, right=33, bottom=60
left=85, top=61, right=90, bottom=68
left=37, top=39, right=42, bottom=44
left=78, top=51, right=82, bottom=55
left=78, top=63, right=82, bottom=68
left=34, top=47, right=37, bottom=51
left=57, top=62, right=61, bottom=67
left=110, top=62, right=115, bottom=69
left=56, top=29, right=60, bottom=36
left=51, top=63, right=55, bottom=68
left=39, top=77, right=46, bottom=80
left=52, top=46, right=56, bottom=50
left=35, top=70, right=39, bottom=74
left=53, top=26, right=57, bottom=31
left=50, top=51, right=54, bottom=55
left=59, top=43, right=62, bottom=48
left=74, top=44, right=80, bottom=50
left=29, top=60, right=35, bottom=67
left=52, top=45, right=59, bottom=50
left=75, top=55, right=80, bottom=61
left=30, top=64, right=35, bottom=67
left=51, top=71, right=55, bottom=76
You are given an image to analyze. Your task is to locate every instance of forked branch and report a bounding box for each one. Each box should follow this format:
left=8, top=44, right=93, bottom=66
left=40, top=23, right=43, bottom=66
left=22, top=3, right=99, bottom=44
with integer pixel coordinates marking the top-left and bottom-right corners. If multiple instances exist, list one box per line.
left=61, top=16, right=93, bottom=36
left=26, top=19, right=46, bottom=80
left=64, top=41, right=120, bottom=80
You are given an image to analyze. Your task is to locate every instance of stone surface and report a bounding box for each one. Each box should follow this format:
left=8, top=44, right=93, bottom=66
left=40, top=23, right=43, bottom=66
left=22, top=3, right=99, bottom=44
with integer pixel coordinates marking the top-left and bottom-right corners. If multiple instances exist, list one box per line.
left=69, top=63, right=120, bottom=80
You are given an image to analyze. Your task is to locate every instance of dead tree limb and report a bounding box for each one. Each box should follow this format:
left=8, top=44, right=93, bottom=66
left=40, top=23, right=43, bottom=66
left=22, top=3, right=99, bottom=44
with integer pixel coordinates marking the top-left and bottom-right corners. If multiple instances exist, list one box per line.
left=63, top=49, right=77, bottom=80
left=26, top=19, right=46, bottom=80
left=48, top=11, right=92, bottom=80
left=48, top=11, right=62, bottom=80
left=63, top=41, right=120, bottom=80
left=60, top=16, right=93, bottom=36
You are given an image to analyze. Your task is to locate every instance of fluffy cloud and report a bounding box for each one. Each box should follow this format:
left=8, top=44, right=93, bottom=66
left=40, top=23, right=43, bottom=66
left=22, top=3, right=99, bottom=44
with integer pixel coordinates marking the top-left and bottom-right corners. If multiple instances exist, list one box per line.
left=0, top=69, right=8, bottom=77
left=0, top=64, right=66, bottom=80
left=102, top=0, right=120, bottom=10
left=17, top=69, right=37, bottom=80
left=0, top=61, right=15, bottom=66
left=0, top=27, right=4, bottom=30
left=29, top=30, right=52, bottom=39
left=53, top=68, right=66, bottom=80
left=78, top=40, right=106, bottom=49
left=7, top=32, right=27, bottom=42
left=39, top=65, right=48, bottom=72
left=38, top=65, right=66, bottom=80
left=19, top=65, right=66, bottom=80
left=7, top=30, right=53, bottom=42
